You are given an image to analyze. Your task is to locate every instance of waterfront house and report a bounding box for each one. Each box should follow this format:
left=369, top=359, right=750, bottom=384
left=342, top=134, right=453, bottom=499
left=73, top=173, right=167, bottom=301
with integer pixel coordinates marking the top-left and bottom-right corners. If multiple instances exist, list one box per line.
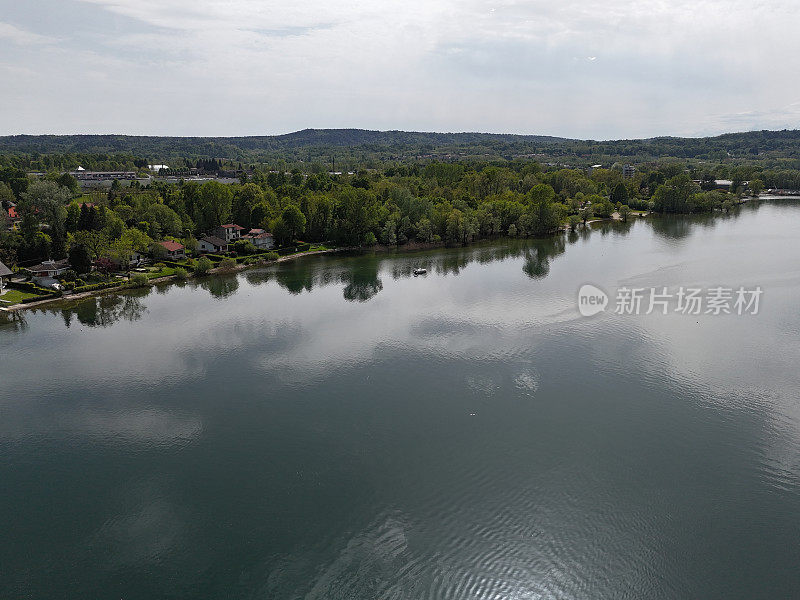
left=212, top=224, right=245, bottom=243
left=0, top=260, right=11, bottom=293
left=27, top=259, right=70, bottom=288
left=197, top=235, right=228, bottom=253
left=27, top=259, right=70, bottom=279
left=241, top=228, right=275, bottom=249
left=156, top=241, right=186, bottom=260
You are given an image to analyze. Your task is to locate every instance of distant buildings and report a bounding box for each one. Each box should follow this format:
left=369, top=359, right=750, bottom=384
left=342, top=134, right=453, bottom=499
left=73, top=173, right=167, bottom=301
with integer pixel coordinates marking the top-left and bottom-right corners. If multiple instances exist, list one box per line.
left=70, top=169, right=138, bottom=181
left=623, top=164, right=637, bottom=178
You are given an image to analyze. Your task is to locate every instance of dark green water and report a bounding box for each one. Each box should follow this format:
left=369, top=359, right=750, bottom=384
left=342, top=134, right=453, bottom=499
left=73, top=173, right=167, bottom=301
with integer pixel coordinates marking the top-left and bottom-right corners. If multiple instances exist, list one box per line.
left=2, top=201, right=800, bottom=599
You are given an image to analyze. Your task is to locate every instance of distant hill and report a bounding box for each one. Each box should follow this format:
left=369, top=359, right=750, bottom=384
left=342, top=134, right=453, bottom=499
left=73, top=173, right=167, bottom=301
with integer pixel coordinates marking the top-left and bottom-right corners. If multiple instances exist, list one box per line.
left=1, top=128, right=800, bottom=164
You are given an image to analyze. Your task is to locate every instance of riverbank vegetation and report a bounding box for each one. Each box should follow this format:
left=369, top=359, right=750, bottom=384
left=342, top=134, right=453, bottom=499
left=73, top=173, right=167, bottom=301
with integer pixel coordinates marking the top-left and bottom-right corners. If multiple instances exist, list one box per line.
left=1, top=152, right=775, bottom=272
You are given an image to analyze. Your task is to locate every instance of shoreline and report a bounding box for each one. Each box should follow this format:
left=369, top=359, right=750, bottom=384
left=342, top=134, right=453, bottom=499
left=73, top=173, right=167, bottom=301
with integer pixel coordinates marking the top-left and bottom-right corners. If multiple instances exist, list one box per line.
left=0, top=247, right=350, bottom=313
left=0, top=197, right=766, bottom=313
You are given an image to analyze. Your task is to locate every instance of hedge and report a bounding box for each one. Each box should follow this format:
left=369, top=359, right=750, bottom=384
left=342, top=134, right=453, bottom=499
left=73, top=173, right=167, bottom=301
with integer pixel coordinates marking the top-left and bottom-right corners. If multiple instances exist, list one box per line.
left=73, top=281, right=122, bottom=293
left=21, top=291, right=62, bottom=304
left=8, top=281, right=53, bottom=295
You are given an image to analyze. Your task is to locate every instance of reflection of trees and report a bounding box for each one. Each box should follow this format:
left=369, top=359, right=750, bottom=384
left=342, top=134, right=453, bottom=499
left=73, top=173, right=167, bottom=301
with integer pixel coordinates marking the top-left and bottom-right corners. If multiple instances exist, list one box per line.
left=244, top=269, right=272, bottom=286
left=648, top=213, right=718, bottom=240
left=198, top=274, right=240, bottom=299
left=522, top=236, right=566, bottom=280
left=272, top=262, right=316, bottom=295
left=0, top=310, right=27, bottom=332
left=73, top=290, right=150, bottom=327
left=593, top=220, right=634, bottom=237
left=340, top=257, right=383, bottom=302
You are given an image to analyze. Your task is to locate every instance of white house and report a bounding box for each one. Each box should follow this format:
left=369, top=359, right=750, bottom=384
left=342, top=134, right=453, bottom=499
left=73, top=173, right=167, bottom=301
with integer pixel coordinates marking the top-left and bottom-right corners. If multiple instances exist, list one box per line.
left=241, top=228, right=275, bottom=249
left=197, top=235, right=228, bottom=253
left=212, top=224, right=245, bottom=243
left=27, top=259, right=70, bottom=289
left=0, top=260, right=11, bottom=293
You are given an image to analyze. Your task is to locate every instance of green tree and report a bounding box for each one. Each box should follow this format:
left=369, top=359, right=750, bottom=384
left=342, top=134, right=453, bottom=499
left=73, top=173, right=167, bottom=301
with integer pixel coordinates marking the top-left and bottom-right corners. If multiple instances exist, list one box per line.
left=195, top=181, right=233, bottom=233
left=281, top=204, right=307, bottom=241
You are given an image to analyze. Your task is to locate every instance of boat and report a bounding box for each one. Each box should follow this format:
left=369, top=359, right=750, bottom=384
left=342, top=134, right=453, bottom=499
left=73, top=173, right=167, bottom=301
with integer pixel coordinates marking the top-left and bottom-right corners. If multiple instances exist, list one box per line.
left=413, top=268, right=427, bottom=276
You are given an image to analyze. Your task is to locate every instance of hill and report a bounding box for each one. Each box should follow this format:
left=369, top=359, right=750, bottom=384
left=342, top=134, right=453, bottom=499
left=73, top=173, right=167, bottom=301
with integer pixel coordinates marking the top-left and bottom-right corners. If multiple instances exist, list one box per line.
left=1, top=128, right=800, bottom=164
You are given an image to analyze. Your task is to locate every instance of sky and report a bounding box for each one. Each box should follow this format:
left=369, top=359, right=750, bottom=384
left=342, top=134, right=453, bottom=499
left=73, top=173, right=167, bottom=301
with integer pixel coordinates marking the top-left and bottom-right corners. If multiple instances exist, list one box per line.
left=0, top=0, right=799, bottom=139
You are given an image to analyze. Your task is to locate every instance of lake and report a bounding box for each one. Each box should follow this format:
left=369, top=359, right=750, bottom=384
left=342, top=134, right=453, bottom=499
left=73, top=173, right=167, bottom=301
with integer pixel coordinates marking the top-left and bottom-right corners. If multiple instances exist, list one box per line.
left=2, top=200, right=800, bottom=599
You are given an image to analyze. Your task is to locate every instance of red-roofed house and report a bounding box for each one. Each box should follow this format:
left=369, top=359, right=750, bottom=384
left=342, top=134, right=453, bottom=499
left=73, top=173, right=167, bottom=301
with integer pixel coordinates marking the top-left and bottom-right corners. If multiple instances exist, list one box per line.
left=212, top=224, right=245, bottom=243
left=6, top=206, right=20, bottom=228
left=156, top=240, right=185, bottom=259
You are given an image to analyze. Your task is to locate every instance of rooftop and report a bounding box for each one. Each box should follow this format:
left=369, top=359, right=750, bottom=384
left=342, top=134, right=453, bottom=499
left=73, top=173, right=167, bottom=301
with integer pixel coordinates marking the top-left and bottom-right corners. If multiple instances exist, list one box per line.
left=200, top=235, right=227, bottom=247
left=158, top=240, right=184, bottom=252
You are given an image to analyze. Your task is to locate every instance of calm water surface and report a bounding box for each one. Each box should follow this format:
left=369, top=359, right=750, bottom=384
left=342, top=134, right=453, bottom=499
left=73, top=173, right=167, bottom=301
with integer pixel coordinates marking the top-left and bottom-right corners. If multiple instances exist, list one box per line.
left=2, top=201, right=800, bottom=599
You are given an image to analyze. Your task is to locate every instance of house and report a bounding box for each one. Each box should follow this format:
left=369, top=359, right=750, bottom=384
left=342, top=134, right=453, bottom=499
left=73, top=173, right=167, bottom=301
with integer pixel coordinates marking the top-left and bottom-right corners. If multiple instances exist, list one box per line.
left=197, top=235, right=228, bottom=253
left=27, top=259, right=70, bottom=288
left=156, top=241, right=185, bottom=260
left=0, top=260, right=11, bottom=293
left=212, top=224, right=245, bottom=243
left=241, top=228, right=275, bottom=249
left=5, top=205, right=20, bottom=228
left=28, top=259, right=70, bottom=278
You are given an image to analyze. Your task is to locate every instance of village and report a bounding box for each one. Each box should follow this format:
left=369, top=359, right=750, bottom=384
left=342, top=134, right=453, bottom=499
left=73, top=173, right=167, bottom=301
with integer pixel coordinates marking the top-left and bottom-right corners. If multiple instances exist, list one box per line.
left=0, top=208, right=328, bottom=308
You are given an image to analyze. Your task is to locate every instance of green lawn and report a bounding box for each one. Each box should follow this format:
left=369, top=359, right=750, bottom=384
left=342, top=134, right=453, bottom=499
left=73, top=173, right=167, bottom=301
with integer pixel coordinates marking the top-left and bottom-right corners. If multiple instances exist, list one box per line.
left=146, top=267, right=177, bottom=279
left=0, top=289, right=40, bottom=305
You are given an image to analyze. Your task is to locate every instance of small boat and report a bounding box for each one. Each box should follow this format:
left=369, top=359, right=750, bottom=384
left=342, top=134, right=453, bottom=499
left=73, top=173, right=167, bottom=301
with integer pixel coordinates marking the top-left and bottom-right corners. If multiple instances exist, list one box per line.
left=413, top=268, right=427, bottom=276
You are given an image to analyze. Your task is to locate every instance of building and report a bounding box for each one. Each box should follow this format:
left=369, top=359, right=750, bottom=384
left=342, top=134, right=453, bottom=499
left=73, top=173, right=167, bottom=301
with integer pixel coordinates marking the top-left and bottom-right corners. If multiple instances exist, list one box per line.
left=241, top=228, right=275, bottom=250
left=212, top=224, right=245, bottom=243
left=27, top=259, right=70, bottom=288
left=0, top=260, right=11, bottom=293
left=27, top=259, right=70, bottom=278
left=623, top=164, right=637, bottom=178
left=5, top=205, right=20, bottom=228
left=156, top=241, right=185, bottom=260
left=197, top=235, right=228, bottom=254
left=70, top=170, right=137, bottom=181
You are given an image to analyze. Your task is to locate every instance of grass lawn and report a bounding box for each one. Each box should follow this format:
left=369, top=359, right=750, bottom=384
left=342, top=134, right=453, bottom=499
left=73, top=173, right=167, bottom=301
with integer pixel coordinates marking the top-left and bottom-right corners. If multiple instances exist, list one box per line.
left=146, top=267, right=176, bottom=279
left=0, top=289, right=40, bottom=305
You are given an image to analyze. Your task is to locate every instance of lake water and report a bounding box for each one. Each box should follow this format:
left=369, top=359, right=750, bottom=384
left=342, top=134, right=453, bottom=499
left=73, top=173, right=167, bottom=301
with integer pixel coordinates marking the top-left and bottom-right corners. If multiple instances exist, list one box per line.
left=2, top=200, right=800, bottom=599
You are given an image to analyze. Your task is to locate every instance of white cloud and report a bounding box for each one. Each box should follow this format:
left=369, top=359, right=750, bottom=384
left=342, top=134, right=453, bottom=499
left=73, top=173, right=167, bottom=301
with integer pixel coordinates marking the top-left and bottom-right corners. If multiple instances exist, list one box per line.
left=1, top=0, right=800, bottom=137
left=0, top=21, right=54, bottom=45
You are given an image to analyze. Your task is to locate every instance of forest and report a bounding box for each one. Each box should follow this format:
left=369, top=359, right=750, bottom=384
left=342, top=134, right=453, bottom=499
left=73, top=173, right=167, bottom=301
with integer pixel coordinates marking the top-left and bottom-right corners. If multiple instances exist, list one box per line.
left=2, top=129, right=800, bottom=170
left=0, top=150, right=776, bottom=272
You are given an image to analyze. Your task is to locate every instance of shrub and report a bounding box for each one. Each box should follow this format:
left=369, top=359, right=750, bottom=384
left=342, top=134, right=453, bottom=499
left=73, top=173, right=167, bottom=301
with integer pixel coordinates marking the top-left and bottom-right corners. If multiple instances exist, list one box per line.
left=61, top=270, right=78, bottom=282
left=129, top=273, right=149, bottom=287
left=194, top=256, right=212, bottom=275
left=231, top=239, right=257, bottom=255
left=153, top=262, right=167, bottom=270
left=219, top=257, right=236, bottom=271
left=264, top=251, right=280, bottom=262
left=173, top=267, right=188, bottom=280
left=74, top=281, right=121, bottom=293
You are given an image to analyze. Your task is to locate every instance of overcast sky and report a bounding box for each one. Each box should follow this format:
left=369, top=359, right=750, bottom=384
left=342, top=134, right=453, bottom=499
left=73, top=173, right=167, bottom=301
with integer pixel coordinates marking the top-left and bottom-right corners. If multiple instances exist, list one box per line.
left=0, top=0, right=798, bottom=139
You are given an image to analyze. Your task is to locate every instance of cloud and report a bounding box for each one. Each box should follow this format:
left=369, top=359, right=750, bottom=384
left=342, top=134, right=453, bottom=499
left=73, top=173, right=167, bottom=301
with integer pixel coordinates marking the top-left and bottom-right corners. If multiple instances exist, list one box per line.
left=0, top=21, right=54, bottom=45
left=1, top=0, right=800, bottom=137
